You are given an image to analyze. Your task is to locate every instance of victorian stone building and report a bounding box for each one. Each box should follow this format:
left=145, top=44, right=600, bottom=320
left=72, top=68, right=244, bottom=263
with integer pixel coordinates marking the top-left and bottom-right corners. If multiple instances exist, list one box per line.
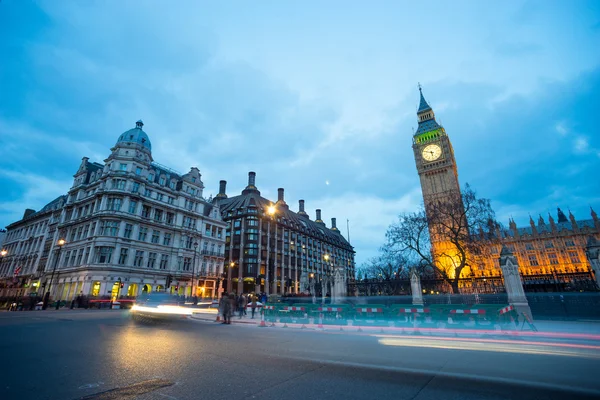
left=1, top=121, right=226, bottom=301
left=0, top=196, right=65, bottom=298
left=412, top=88, right=600, bottom=292
left=213, top=172, right=355, bottom=296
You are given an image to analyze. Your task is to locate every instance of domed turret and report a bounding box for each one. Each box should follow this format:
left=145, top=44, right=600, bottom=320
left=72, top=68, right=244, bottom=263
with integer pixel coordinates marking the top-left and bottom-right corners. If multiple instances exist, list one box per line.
left=116, top=120, right=152, bottom=151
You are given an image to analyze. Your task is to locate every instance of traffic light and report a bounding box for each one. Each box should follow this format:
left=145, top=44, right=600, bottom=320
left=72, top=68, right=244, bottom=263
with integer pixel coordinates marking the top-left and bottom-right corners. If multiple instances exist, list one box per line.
left=120, top=282, right=124, bottom=288
left=166, top=274, right=173, bottom=288
left=174, top=284, right=179, bottom=291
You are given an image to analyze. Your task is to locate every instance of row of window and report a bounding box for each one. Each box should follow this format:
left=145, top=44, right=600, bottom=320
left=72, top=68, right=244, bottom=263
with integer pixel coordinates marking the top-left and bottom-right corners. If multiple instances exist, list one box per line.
left=227, top=214, right=350, bottom=250
left=527, top=251, right=580, bottom=266
left=5, top=219, right=49, bottom=241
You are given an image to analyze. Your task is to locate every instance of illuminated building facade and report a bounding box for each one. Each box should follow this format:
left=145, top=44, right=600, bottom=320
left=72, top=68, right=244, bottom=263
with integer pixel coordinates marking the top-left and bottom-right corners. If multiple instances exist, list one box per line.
left=214, top=172, right=355, bottom=295
left=1, top=121, right=227, bottom=301
left=412, top=89, right=599, bottom=291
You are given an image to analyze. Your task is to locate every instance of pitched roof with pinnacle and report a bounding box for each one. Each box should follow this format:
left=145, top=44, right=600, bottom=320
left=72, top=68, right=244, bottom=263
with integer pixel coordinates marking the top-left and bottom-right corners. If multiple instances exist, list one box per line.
left=415, top=118, right=442, bottom=135
left=418, top=88, right=432, bottom=113
left=415, top=88, right=442, bottom=135
left=217, top=192, right=354, bottom=252
left=499, top=219, right=597, bottom=238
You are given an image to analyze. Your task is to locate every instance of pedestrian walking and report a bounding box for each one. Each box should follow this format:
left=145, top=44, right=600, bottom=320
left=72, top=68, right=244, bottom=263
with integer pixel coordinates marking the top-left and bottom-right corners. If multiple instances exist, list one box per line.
left=219, top=292, right=229, bottom=324
left=238, top=294, right=247, bottom=318
left=250, top=295, right=258, bottom=319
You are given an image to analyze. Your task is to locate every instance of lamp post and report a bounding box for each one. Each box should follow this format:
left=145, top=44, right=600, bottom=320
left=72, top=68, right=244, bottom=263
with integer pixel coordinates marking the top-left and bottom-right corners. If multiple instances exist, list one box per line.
left=264, top=205, right=276, bottom=296
left=0, top=249, right=7, bottom=278
left=42, top=238, right=66, bottom=310
left=227, top=261, right=234, bottom=293
left=192, top=241, right=199, bottom=305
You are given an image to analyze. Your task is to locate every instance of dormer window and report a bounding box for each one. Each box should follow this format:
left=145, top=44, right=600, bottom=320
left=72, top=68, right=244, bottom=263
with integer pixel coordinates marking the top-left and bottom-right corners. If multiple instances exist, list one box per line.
left=192, top=177, right=196, bottom=183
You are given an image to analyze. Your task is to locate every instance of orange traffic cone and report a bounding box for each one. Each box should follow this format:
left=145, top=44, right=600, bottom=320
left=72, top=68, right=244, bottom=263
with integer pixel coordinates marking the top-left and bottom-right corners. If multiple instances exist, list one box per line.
left=259, top=311, right=267, bottom=327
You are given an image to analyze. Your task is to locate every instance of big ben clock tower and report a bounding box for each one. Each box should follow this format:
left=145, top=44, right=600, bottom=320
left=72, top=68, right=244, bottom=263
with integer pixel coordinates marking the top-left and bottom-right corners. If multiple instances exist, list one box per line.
left=412, top=86, right=463, bottom=274
left=412, top=86, right=461, bottom=207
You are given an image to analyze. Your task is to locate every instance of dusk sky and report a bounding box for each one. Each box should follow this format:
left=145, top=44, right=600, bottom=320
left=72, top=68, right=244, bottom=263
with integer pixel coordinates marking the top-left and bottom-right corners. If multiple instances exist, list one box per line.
left=1, top=1, right=599, bottom=267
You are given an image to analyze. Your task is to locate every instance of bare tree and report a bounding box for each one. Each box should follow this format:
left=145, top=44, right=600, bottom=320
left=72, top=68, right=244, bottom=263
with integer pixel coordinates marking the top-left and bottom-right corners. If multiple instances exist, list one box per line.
left=385, top=184, right=499, bottom=294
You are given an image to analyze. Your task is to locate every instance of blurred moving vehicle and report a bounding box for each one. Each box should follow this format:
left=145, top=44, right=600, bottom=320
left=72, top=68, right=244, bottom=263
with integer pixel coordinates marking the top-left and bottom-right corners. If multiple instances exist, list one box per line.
left=130, top=293, right=192, bottom=321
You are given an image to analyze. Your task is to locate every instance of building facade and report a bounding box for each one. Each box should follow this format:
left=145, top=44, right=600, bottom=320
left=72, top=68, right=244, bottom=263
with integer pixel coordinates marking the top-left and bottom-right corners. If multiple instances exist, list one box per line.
left=1, top=121, right=227, bottom=301
left=411, top=89, right=599, bottom=292
left=0, top=197, right=65, bottom=298
left=214, top=172, right=355, bottom=296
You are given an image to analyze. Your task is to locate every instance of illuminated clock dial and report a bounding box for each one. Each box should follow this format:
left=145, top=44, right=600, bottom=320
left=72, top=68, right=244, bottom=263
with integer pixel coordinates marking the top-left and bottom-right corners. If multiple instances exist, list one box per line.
left=422, top=144, right=442, bottom=161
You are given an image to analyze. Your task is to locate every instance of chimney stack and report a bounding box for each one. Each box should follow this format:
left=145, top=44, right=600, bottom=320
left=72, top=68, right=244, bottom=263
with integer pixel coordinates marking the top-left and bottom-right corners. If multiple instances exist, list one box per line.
left=215, top=180, right=227, bottom=199
left=298, top=200, right=308, bottom=217
left=242, top=171, right=261, bottom=195
left=278, top=188, right=285, bottom=202
left=23, top=209, right=36, bottom=219
left=316, top=209, right=323, bottom=222
left=331, top=218, right=339, bottom=231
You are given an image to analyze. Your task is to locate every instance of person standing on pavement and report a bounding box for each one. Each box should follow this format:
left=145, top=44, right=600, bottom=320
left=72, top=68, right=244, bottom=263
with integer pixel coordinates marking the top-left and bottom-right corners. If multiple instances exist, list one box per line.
left=250, top=295, right=257, bottom=319
left=227, top=293, right=236, bottom=324
left=219, top=292, right=228, bottom=324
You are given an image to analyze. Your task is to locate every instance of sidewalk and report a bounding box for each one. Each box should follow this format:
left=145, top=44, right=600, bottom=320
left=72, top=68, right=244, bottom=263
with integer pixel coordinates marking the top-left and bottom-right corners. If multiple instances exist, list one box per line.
left=189, top=312, right=600, bottom=339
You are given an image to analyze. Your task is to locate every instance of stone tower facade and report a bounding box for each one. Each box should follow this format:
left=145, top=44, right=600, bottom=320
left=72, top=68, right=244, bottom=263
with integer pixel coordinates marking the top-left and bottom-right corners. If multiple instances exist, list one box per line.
left=412, top=87, right=464, bottom=277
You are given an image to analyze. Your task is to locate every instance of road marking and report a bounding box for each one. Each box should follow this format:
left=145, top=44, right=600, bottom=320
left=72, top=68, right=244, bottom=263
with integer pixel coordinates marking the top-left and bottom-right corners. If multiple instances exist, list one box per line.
left=282, top=356, right=600, bottom=397
left=79, top=378, right=174, bottom=399
left=78, top=382, right=104, bottom=390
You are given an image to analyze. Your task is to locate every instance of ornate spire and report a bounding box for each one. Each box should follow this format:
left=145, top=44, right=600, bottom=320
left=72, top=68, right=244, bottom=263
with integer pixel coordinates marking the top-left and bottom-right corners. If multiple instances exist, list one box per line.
left=538, top=214, right=545, bottom=226
left=557, top=207, right=568, bottom=223
left=417, top=84, right=432, bottom=113
left=414, top=85, right=442, bottom=137
left=591, top=206, right=598, bottom=220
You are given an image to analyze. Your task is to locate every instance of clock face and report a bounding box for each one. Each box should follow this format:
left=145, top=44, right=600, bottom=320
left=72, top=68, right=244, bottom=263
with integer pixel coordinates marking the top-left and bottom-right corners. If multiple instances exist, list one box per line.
left=422, top=144, right=442, bottom=161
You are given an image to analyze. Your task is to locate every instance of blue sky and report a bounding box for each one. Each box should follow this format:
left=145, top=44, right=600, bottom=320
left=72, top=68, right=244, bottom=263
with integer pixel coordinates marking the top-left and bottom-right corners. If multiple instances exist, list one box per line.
left=1, top=0, right=599, bottom=266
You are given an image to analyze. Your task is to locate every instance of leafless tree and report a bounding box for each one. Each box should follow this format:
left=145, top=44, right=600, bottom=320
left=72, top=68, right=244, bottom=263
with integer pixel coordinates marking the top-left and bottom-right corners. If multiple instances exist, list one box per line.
left=385, top=184, right=499, bottom=294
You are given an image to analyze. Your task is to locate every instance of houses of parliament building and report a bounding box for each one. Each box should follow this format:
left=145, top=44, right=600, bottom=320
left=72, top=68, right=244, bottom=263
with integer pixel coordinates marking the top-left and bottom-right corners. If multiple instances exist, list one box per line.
left=412, top=88, right=600, bottom=292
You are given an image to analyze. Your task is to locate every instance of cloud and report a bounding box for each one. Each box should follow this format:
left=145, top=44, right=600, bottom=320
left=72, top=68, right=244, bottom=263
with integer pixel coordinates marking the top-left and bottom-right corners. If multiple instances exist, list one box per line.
left=574, top=137, right=589, bottom=153
left=1, top=1, right=600, bottom=268
left=555, top=121, right=568, bottom=136
left=0, top=170, right=72, bottom=226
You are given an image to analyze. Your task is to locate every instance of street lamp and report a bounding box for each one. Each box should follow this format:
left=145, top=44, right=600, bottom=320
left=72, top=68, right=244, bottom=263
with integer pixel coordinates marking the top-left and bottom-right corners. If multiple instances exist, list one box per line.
left=42, top=238, right=66, bottom=310
left=0, top=249, right=7, bottom=277
left=264, top=205, right=277, bottom=295
left=227, top=261, right=235, bottom=293
left=192, top=241, right=199, bottom=305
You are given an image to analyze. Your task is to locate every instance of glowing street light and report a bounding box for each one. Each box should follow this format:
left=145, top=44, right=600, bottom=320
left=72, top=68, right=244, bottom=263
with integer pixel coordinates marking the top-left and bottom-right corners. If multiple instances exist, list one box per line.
left=43, top=238, right=66, bottom=310
left=264, top=204, right=277, bottom=295
left=0, top=249, right=7, bottom=278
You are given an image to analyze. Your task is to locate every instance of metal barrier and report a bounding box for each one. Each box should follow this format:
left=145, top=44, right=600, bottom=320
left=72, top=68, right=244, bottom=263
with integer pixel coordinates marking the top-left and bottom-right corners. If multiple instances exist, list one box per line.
left=353, top=305, right=388, bottom=327
left=262, top=305, right=279, bottom=323
left=317, top=305, right=350, bottom=325
left=279, top=306, right=310, bottom=324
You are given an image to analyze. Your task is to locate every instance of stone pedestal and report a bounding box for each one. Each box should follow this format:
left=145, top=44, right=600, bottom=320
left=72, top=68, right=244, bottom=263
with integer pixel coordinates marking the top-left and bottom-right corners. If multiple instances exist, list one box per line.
left=331, top=266, right=347, bottom=304
left=411, top=270, right=424, bottom=306
left=586, top=236, right=600, bottom=289
left=499, top=245, right=532, bottom=319
left=300, top=271, right=309, bottom=294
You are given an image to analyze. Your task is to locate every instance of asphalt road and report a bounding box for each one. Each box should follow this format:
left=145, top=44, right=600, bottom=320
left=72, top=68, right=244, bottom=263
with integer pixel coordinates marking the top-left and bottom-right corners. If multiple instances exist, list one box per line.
left=0, top=310, right=599, bottom=400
